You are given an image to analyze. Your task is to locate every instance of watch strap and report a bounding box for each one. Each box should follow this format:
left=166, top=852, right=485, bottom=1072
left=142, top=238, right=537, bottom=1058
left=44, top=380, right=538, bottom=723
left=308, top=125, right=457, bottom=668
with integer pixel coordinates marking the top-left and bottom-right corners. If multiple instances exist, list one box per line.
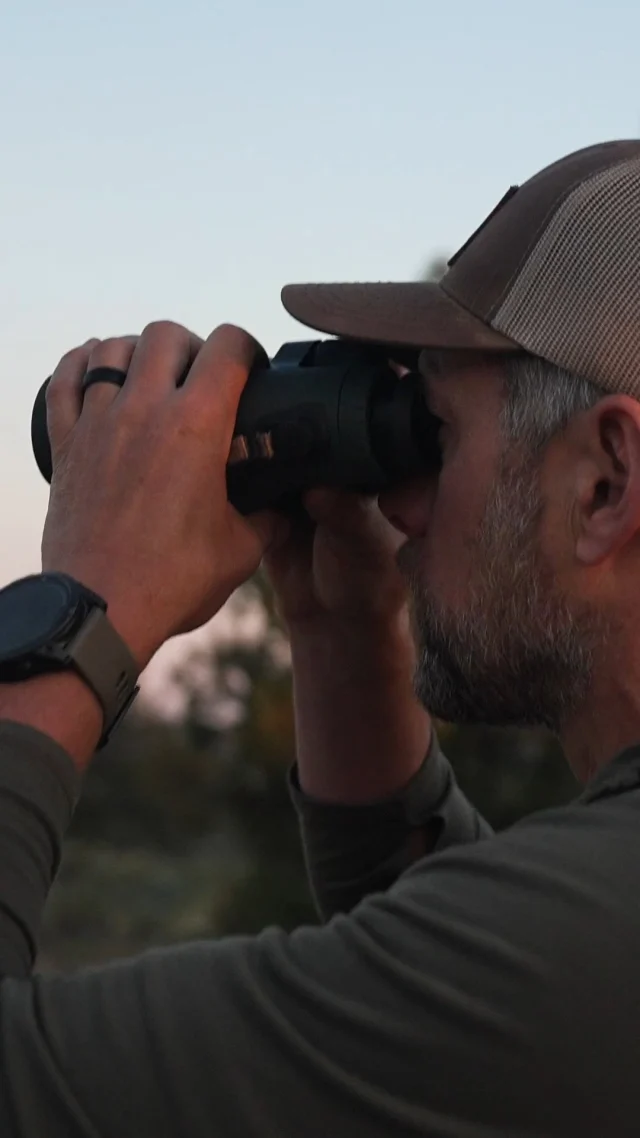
left=65, top=605, right=141, bottom=749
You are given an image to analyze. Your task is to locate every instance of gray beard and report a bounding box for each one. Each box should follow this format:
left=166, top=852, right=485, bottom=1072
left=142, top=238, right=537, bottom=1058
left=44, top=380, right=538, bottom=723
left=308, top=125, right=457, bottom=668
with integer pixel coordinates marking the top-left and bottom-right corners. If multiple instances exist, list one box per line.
left=397, top=452, right=607, bottom=733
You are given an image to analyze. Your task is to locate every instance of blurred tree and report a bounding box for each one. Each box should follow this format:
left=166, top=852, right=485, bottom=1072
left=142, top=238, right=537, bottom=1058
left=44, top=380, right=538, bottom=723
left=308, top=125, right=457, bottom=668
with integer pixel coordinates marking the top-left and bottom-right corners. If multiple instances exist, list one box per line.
left=421, top=254, right=449, bottom=282
left=171, top=574, right=316, bottom=934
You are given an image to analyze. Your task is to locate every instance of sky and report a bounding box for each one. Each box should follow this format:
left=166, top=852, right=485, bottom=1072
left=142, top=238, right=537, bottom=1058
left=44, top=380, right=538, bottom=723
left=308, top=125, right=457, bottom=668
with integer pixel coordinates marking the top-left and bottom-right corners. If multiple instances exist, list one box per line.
left=1, top=0, right=638, bottom=714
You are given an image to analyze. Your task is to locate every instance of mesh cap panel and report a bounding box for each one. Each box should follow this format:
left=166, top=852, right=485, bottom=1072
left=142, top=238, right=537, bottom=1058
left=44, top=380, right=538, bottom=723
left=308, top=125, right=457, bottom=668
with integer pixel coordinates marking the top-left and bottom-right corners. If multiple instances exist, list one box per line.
left=493, top=157, right=640, bottom=397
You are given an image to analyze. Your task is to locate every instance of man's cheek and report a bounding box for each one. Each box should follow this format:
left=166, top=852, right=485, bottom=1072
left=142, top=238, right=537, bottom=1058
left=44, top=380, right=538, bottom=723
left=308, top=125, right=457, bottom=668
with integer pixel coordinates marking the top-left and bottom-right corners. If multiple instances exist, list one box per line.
left=423, top=506, right=472, bottom=605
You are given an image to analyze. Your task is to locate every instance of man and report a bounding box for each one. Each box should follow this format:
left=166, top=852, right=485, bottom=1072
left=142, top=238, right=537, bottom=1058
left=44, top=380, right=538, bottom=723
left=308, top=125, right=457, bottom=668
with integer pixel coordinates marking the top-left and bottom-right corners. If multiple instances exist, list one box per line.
left=0, top=138, right=638, bottom=1136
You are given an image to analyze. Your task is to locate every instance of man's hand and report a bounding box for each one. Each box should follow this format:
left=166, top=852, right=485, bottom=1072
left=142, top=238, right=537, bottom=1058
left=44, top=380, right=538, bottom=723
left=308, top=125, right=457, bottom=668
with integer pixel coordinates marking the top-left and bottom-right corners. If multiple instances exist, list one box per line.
left=263, top=487, right=407, bottom=630
left=263, top=352, right=420, bottom=631
left=263, top=489, right=432, bottom=803
left=41, top=322, right=289, bottom=670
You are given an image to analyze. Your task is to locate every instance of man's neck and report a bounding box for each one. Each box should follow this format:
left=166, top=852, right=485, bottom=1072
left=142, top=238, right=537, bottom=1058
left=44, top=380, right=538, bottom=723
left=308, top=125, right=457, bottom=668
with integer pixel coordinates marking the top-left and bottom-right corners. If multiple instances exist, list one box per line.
left=561, top=673, right=640, bottom=784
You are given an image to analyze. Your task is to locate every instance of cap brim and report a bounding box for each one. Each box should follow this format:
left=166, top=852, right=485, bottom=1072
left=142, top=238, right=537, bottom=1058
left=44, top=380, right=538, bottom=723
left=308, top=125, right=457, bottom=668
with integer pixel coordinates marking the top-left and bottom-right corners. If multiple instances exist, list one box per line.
left=281, top=281, right=520, bottom=352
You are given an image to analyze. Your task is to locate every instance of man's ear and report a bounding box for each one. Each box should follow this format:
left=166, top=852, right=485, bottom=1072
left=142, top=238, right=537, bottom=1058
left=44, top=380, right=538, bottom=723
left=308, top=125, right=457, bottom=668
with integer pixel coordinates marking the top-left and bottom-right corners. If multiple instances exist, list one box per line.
left=575, top=395, right=640, bottom=566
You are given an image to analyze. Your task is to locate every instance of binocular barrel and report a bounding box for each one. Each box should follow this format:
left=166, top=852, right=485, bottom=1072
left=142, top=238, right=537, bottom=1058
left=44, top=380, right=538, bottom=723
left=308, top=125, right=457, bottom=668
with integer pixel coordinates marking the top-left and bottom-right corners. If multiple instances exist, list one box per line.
left=31, top=340, right=442, bottom=515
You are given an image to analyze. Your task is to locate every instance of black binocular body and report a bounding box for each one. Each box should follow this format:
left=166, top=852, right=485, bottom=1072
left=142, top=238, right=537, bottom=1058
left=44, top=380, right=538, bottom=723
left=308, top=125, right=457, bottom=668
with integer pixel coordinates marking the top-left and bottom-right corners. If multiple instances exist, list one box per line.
left=31, top=340, right=443, bottom=516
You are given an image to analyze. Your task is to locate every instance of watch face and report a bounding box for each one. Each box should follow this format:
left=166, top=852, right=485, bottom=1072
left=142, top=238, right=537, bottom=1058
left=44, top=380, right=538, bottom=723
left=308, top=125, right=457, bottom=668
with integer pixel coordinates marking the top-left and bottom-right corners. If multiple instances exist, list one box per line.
left=0, top=574, right=74, bottom=659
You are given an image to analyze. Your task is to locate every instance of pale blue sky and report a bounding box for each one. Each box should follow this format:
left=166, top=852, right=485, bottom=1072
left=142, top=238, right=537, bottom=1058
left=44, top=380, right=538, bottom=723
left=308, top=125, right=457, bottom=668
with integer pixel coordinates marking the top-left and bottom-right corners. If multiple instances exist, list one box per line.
left=0, top=0, right=638, bottom=706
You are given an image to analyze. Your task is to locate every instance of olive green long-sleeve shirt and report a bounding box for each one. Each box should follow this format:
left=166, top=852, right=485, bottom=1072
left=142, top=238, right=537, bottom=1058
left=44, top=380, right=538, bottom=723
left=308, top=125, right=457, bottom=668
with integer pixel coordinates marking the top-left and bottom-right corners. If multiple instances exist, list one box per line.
left=1, top=719, right=640, bottom=1137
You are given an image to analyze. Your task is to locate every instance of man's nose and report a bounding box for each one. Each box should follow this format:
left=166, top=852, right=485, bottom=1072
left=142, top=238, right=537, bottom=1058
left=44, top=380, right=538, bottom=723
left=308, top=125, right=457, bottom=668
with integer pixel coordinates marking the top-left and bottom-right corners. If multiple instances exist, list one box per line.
left=378, top=477, right=434, bottom=539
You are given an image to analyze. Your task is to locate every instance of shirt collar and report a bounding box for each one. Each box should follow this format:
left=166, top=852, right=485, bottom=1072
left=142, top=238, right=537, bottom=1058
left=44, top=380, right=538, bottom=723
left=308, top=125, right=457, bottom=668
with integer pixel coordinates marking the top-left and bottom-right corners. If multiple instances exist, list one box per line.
left=578, top=742, right=640, bottom=805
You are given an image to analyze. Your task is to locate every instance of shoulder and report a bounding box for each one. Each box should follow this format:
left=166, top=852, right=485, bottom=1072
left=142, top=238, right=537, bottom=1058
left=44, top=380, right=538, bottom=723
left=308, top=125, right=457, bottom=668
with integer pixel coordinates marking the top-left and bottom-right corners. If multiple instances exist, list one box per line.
left=19, top=791, right=639, bottom=1138
left=395, top=787, right=640, bottom=955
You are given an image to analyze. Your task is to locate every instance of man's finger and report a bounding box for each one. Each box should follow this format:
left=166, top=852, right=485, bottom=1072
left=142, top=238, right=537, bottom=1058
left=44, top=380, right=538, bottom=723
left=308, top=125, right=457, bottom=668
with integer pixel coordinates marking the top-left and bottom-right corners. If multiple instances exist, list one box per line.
left=179, top=324, right=266, bottom=450
left=303, top=487, right=404, bottom=553
left=46, top=339, right=102, bottom=454
left=304, top=488, right=378, bottom=532
left=122, top=322, right=205, bottom=406
left=82, top=337, right=139, bottom=412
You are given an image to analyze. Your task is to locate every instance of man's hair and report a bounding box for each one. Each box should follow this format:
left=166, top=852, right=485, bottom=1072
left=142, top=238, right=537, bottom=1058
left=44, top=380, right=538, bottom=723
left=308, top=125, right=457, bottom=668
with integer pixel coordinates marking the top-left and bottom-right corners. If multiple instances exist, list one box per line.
left=501, top=354, right=608, bottom=456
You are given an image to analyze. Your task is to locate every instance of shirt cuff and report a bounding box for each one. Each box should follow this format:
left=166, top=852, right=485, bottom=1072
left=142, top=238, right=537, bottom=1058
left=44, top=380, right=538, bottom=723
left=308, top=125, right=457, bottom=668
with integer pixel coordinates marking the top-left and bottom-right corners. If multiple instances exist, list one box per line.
left=288, top=729, right=493, bottom=920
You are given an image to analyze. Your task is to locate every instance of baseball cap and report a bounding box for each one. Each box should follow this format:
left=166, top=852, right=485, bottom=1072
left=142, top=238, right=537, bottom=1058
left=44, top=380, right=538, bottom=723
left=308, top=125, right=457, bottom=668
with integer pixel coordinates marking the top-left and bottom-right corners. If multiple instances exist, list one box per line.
left=282, top=140, right=640, bottom=397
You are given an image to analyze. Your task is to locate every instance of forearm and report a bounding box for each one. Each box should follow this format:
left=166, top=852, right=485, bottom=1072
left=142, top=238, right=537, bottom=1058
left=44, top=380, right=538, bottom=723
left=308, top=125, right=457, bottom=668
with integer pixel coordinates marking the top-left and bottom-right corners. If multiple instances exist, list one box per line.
left=287, top=611, right=496, bottom=919
left=0, top=618, right=150, bottom=975
left=0, top=606, right=153, bottom=977
left=288, top=608, right=432, bottom=803
left=289, top=726, right=496, bottom=920
left=0, top=718, right=82, bottom=977
left=0, top=673, right=103, bottom=772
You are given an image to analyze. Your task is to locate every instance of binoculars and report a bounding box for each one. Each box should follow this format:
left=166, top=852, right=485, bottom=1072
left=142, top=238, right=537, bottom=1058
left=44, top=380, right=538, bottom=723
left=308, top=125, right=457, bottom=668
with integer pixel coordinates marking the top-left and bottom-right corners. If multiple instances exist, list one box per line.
left=31, top=339, right=443, bottom=516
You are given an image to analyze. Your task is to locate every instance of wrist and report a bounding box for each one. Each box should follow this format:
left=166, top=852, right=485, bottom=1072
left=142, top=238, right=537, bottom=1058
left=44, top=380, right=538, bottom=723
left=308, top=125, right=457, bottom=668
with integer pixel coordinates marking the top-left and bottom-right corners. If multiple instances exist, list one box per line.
left=287, top=607, right=432, bottom=804
left=0, top=671, right=104, bottom=772
left=100, top=601, right=160, bottom=673
left=287, top=605, right=414, bottom=652
left=288, top=607, right=420, bottom=693
left=43, top=567, right=160, bottom=673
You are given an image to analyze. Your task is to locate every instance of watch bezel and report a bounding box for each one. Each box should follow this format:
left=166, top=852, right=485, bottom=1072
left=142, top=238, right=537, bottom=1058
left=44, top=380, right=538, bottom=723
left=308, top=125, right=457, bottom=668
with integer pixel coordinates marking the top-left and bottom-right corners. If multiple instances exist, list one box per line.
left=0, top=573, right=99, bottom=666
left=0, top=572, right=137, bottom=748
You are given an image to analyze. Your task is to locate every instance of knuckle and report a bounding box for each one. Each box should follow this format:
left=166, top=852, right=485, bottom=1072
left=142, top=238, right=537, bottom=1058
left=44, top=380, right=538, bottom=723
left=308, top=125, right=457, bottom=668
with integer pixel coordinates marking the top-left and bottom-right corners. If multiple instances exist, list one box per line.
left=208, top=324, right=262, bottom=375
left=47, top=348, right=86, bottom=399
left=55, top=345, right=86, bottom=372
left=86, top=336, right=138, bottom=374
left=95, top=334, right=121, bottom=352
left=214, top=322, right=242, bottom=338
left=175, top=389, right=217, bottom=435
left=141, top=319, right=188, bottom=345
left=117, top=399, right=148, bottom=431
left=85, top=338, right=125, bottom=368
left=111, top=398, right=152, bottom=443
left=176, top=385, right=205, bottom=420
left=212, top=323, right=252, bottom=352
left=116, top=383, right=151, bottom=420
left=45, top=374, right=64, bottom=402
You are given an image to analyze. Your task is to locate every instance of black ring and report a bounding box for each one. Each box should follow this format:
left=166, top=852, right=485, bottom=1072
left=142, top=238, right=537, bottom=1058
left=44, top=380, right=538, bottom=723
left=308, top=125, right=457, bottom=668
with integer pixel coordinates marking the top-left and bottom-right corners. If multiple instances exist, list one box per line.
left=82, top=366, right=129, bottom=394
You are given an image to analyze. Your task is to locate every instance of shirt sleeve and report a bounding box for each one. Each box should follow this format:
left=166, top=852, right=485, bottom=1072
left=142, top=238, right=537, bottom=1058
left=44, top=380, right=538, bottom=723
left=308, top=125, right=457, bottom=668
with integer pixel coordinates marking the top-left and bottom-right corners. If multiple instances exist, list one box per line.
left=0, top=800, right=630, bottom=1138
left=0, top=716, right=633, bottom=1138
left=0, top=722, right=81, bottom=980
left=288, top=727, right=494, bottom=919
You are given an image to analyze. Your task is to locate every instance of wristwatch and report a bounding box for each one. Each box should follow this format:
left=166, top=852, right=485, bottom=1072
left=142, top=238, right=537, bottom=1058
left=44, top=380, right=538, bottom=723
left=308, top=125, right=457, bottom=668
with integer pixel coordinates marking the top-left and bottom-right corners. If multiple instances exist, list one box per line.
left=0, top=572, right=141, bottom=749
